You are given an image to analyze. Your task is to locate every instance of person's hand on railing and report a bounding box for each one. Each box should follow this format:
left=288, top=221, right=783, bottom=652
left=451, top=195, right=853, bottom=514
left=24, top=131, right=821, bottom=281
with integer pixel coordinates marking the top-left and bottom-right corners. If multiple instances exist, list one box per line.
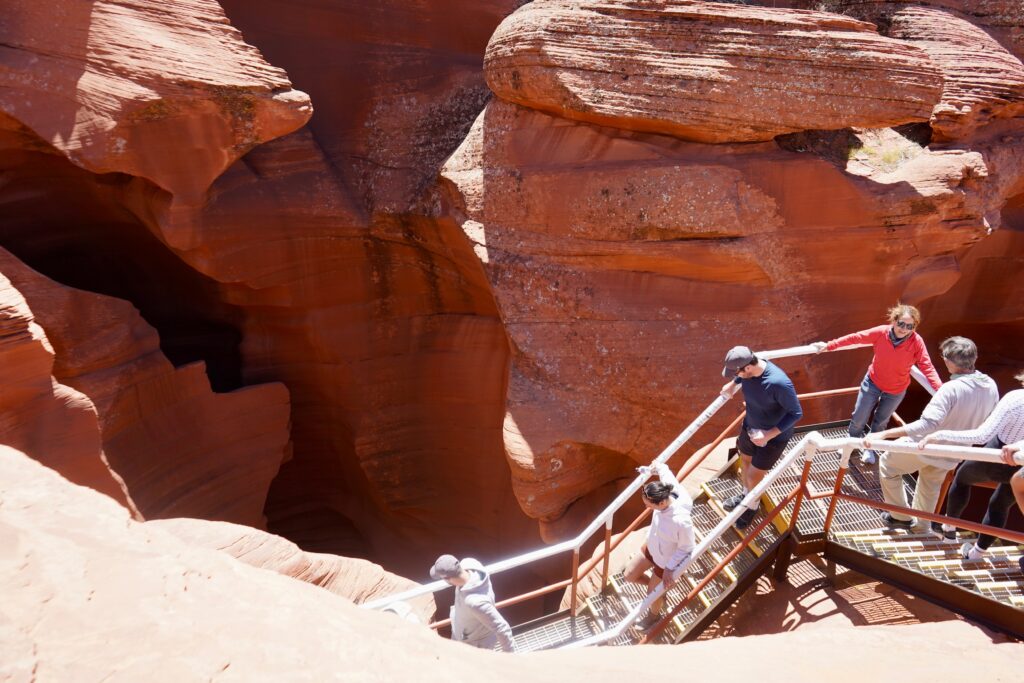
left=917, top=434, right=936, bottom=449
left=636, top=465, right=654, bottom=478
left=1001, top=441, right=1022, bottom=466
left=720, top=380, right=740, bottom=400
left=810, top=341, right=827, bottom=354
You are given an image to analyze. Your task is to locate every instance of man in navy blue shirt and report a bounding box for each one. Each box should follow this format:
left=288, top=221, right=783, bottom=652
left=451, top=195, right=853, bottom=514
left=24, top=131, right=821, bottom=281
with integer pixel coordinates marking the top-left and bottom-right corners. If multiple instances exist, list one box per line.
left=719, top=346, right=803, bottom=529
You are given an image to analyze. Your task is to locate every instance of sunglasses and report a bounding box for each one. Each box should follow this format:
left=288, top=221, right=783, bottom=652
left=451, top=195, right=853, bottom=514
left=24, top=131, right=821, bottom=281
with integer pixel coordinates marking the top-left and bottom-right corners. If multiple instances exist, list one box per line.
left=894, top=321, right=916, bottom=330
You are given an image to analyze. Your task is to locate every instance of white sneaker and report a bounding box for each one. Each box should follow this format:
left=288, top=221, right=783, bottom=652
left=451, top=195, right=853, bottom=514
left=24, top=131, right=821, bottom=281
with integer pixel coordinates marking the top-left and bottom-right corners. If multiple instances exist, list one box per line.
left=961, top=542, right=986, bottom=561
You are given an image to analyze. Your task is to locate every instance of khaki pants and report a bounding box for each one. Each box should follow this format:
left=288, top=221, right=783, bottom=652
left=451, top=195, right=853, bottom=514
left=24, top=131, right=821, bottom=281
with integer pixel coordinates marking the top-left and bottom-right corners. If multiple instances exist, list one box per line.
left=879, top=449, right=952, bottom=529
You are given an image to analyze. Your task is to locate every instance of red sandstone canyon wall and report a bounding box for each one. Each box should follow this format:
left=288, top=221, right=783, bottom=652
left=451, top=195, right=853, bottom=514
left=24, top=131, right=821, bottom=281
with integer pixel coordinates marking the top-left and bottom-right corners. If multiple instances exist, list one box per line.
left=1, top=0, right=1023, bottom=590
left=437, top=0, right=1024, bottom=538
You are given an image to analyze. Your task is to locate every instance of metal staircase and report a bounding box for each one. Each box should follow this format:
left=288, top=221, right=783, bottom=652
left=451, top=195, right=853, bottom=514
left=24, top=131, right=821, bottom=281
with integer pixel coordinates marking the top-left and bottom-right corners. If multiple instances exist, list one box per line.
left=507, top=435, right=802, bottom=650
left=364, top=343, right=1024, bottom=647
left=506, top=422, right=1024, bottom=648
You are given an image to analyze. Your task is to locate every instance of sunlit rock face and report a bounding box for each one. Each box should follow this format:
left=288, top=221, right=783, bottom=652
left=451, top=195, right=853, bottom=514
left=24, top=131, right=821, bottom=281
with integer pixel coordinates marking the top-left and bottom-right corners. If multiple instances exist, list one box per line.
left=150, top=517, right=436, bottom=622
left=1, top=0, right=1023, bottom=583
left=0, top=271, right=135, bottom=512
left=7, top=445, right=1023, bottom=680
left=0, top=0, right=311, bottom=205
left=436, top=0, right=1024, bottom=539
left=1, top=0, right=542, bottom=579
left=819, top=1, right=1024, bottom=141
left=485, top=0, right=943, bottom=142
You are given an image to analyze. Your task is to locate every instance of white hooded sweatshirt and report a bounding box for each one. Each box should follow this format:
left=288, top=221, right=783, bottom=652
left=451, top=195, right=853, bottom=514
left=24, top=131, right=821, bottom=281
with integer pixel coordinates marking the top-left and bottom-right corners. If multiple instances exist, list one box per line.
left=646, top=463, right=696, bottom=576
left=449, top=558, right=515, bottom=652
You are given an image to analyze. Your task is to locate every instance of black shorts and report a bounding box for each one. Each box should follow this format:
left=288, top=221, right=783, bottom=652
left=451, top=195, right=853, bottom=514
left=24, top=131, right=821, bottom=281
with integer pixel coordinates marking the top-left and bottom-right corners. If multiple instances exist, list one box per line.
left=737, top=425, right=792, bottom=471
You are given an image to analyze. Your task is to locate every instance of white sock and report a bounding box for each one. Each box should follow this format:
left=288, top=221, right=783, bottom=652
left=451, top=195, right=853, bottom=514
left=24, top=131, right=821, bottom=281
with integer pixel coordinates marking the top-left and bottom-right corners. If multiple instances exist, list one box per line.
left=745, top=497, right=759, bottom=511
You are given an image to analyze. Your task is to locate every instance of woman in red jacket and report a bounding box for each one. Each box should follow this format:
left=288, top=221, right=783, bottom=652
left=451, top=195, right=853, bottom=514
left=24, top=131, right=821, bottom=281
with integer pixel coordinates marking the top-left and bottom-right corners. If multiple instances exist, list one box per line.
left=813, top=304, right=943, bottom=464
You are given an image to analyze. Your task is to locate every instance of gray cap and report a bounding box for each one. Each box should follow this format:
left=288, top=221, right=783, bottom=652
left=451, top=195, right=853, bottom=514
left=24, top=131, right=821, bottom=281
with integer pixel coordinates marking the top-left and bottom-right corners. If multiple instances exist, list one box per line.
left=429, top=554, right=461, bottom=580
left=722, top=345, right=756, bottom=378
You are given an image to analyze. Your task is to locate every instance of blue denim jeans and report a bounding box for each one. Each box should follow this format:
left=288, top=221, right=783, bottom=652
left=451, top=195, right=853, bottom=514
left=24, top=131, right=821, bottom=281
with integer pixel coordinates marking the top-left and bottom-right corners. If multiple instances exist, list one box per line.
left=848, top=374, right=906, bottom=438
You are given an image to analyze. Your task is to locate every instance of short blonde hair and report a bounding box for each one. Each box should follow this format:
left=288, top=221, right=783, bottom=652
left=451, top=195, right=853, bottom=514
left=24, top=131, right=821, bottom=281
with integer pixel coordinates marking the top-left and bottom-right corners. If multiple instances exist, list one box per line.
left=888, top=303, right=921, bottom=326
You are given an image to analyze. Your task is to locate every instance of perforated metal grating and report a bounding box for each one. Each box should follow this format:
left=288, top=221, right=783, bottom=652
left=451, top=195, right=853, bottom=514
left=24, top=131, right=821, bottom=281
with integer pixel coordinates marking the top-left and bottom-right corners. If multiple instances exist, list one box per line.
left=763, top=426, right=894, bottom=535
left=510, top=466, right=778, bottom=649
left=507, top=612, right=601, bottom=652
left=507, top=422, right=1022, bottom=650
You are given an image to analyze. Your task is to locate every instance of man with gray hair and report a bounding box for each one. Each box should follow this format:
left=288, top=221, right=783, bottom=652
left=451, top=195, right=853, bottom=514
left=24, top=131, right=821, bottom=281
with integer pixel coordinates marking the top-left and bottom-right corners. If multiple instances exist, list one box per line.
left=865, top=336, right=999, bottom=536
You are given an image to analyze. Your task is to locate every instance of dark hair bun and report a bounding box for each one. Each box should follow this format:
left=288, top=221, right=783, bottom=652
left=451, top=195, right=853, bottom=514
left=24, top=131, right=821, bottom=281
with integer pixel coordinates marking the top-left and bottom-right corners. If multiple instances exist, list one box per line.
left=643, top=481, right=675, bottom=503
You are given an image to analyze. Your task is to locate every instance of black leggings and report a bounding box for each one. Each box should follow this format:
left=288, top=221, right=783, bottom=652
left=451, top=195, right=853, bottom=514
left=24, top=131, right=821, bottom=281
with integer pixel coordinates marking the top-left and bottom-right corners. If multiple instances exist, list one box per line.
left=946, top=460, right=1021, bottom=549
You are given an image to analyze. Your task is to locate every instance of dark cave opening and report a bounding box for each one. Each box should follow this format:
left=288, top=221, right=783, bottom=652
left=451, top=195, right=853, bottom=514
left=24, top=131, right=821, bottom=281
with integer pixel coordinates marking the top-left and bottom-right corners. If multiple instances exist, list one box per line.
left=0, top=146, right=245, bottom=392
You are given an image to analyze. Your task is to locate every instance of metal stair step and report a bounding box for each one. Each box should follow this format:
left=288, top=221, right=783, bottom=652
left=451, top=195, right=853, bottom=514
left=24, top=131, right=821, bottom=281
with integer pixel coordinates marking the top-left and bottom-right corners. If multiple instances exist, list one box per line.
left=949, top=567, right=1023, bottom=579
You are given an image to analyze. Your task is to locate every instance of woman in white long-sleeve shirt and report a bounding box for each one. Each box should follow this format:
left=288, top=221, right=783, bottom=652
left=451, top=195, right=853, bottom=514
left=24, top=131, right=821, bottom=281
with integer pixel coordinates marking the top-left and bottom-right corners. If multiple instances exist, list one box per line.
left=624, top=462, right=695, bottom=631
left=920, top=370, right=1024, bottom=560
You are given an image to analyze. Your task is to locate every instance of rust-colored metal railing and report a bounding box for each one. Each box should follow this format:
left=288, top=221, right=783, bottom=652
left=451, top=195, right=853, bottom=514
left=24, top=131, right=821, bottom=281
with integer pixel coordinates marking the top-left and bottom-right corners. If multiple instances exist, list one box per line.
left=821, top=457, right=1024, bottom=546
left=366, top=342, right=949, bottom=647
left=638, top=458, right=815, bottom=644
left=563, top=386, right=859, bottom=612
left=426, top=384, right=864, bottom=631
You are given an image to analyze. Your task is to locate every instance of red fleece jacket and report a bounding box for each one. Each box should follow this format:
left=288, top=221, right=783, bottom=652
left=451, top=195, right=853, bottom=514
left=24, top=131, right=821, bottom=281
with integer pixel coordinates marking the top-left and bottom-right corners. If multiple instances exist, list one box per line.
left=826, top=325, right=943, bottom=394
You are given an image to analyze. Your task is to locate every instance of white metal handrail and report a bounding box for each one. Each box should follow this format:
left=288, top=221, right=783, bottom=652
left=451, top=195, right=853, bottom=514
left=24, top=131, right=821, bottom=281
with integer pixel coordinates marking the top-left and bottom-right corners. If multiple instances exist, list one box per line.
left=362, top=342, right=936, bottom=611
left=561, top=434, right=1022, bottom=648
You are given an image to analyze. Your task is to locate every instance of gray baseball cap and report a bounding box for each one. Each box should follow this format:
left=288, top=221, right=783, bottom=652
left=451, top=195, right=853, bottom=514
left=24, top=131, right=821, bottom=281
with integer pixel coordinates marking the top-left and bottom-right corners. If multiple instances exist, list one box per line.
left=722, top=345, right=756, bottom=378
left=429, top=554, right=461, bottom=580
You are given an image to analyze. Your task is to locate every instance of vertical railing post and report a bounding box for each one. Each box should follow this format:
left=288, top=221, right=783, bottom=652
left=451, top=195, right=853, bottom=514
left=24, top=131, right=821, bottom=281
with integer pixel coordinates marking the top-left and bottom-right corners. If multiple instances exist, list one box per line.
left=773, top=454, right=815, bottom=581
left=823, top=444, right=852, bottom=536
left=788, top=457, right=814, bottom=530
left=569, top=547, right=581, bottom=617
left=600, top=517, right=613, bottom=589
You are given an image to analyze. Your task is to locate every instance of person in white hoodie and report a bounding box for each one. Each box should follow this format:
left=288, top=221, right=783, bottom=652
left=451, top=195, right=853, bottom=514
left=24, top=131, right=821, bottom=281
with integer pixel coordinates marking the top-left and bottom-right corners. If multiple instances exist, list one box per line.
left=623, top=462, right=695, bottom=632
left=429, top=555, right=515, bottom=652
left=865, top=336, right=999, bottom=536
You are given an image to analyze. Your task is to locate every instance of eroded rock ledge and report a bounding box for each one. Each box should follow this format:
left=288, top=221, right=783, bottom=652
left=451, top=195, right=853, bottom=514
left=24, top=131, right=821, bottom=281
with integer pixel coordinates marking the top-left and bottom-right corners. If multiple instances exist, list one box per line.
left=485, top=0, right=944, bottom=142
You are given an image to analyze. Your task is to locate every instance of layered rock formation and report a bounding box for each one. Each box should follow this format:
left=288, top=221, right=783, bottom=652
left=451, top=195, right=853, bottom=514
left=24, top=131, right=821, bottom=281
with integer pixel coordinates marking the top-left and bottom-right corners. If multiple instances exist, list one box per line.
left=0, top=0, right=299, bottom=529
left=486, top=0, right=943, bottom=142
left=0, top=273, right=134, bottom=511
left=438, top=1, right=1024, bottom=538
left=164, top=0, right=546, bottom=571
left=0, top=0, right=311, bottom=206
left=0, top=249, right=292, bottom=526
left=1, top=0, right=542, bottom=577
left=825, top=1, right=1024, bottom=140
left=2, top=0, right=1023, bottom=596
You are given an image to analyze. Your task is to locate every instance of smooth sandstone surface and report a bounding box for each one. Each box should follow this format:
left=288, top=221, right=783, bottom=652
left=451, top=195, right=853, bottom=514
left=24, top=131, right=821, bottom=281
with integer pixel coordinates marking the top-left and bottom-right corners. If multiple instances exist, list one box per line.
left=1, top=0, right=1023, bottom=605
left=151, top=517, right=436, bottom=622
left=0, top=0, right=543, bottom=578
left=0, top=273, right=135, bottom=511
left=440, top=95, right=1024, bottom=535
left=0, top=0, right=311, bottom=205
left=0, top=248, right=292, bottom=527
left=3, top=446, right=1023, bottom=682
left=486, top=0, right=944, bottom=142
